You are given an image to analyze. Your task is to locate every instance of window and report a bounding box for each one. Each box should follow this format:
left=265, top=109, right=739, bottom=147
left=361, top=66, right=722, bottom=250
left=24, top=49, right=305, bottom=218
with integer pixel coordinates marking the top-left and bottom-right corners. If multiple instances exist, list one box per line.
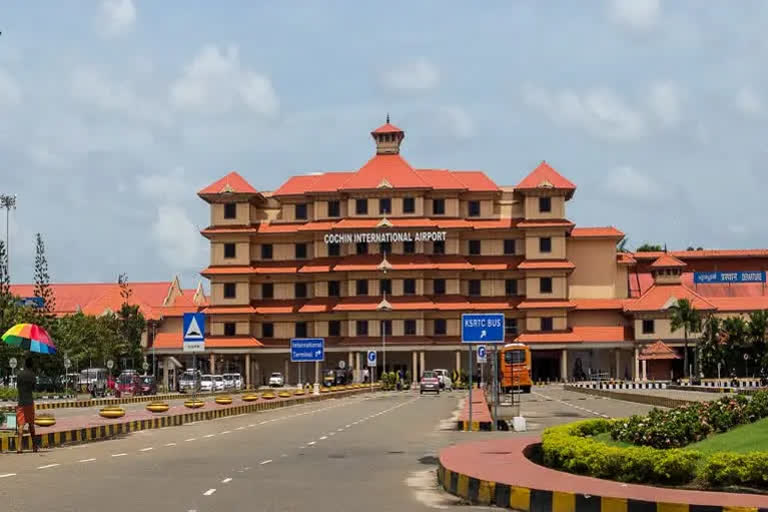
left=540, top=277, right=553, bottom=294
left=539, top=237, right=552, bottom=253
left=432, top=198, right=445, bottom=215
left=505, top=279, right=518, bottom=296
left=295, top=203, right=308, bottom=220
left=355, top=199, right=368, bottom=215
left=539, top=197, right=551, bottom=213
left=541, top=317, right=554, bottom=332
left=642, top=319, right=655, bottom=334
left=262, top=283, right=274, bottom=299
left=328, top=280, right=341, bottom=297
left=356, top=279, right=369, bottom=296
left=469, top=280, right=481, bottom=296
left=356, top=242, right=368, bottom=255
left=433, top=240, right=445, bottom=254
left=434, top=319, right=447, bottom=335
left=505, top=317, right=518, bottom=336
left=328, top=243, right=340, bottom=257
left=295, top=243, right=308, bottom=259
left=503, top=239, right=515, bottom=255
left=379, top=241, right=392, bottom=255
left=404, top=319, right=417, bottom=336
left=403, top=278, right=416, bottom=295
left=433, top=278, right=446, bottom=295
left=223, top=202, right=237, bottom=219
left=261, top=244, right=273, bottom=260
left=223, top=243, right=236, bottom=259
left=403, top=197, right=415, bottom=214
left=294, top=282, right=308, bottom=299
left=295, top=322, right=308, bottom=338
left=469, top=240, right=481, bottom=255
left=262, top=322, right=274, bottom=338
left=380, top=279, right=392, bottom=295
left=356, top=320, right=369, bottom=336
left=403, top=240, right=415, bottom=254
left=379, top=198, right=391, bottom=215
left=328, top=320, right=341, bottom=337
left=223, top=283, right=236, bottom=299
left=327, top=200, right=340, bottom=218
left=381, top=320, right=392, bottom=336
left=468, top=200, right=480, bottom=217
left=224, top=322, right=236, bottom=336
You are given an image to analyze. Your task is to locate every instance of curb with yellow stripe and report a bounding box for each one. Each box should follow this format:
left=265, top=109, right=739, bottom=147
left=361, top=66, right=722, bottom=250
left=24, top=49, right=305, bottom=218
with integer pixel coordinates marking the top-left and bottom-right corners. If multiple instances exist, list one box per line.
left=0, top=386, right=379, bottom=453
left=456, top=420, right=491, bottom=432
left=437, top=463, right=762, bottom=512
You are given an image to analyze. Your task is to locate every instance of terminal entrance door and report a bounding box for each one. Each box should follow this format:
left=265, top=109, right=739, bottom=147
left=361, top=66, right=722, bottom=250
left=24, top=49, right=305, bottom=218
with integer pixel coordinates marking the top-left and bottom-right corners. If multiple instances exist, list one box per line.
left=531, top=350, right=560, bottom=382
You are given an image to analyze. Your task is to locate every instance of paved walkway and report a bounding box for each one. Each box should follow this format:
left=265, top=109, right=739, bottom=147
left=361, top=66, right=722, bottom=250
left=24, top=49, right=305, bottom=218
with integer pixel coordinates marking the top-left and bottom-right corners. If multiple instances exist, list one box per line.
left=457, top=389, right=492, bottom=430
left=439, top=437, right=768, bottom=508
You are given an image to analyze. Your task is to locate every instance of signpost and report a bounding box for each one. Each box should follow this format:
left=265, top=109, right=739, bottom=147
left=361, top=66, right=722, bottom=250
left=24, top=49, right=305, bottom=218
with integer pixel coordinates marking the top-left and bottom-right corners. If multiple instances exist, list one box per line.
left=9, top=357, right=17, bottom=370
left=291, top=338, right=325, bottom=386
left=367, top=351, right=377, bottom=391
left=106, top=359, right=114, bottom=370
left=461, top=313, right=505, bottom=431
left=477, top=345, right=487, bottom=387
left=183, top=312, right=206, bottom=397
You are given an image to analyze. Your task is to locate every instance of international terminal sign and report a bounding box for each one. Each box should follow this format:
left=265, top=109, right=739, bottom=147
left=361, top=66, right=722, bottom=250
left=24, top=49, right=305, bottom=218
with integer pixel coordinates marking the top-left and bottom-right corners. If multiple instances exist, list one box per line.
left=323, top=231, right=447, bottom=245
left=694, top=271, right=766, bottom=284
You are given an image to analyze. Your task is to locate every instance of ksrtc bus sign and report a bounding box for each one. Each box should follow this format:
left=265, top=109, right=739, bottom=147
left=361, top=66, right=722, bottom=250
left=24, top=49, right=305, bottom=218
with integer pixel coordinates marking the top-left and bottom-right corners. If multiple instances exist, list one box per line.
left=694, top=271, right=766, bottom=284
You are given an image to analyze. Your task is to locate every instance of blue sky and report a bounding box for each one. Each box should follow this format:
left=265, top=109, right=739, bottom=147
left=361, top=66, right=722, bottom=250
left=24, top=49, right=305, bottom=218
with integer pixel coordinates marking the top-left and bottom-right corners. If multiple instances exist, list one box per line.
left=1, top=0, right=767, bottom=289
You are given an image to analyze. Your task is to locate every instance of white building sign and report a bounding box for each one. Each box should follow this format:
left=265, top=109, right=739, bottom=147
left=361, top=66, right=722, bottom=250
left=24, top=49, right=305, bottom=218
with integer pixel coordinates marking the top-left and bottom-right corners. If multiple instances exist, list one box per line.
left=323, top=231, right=447, bottom=245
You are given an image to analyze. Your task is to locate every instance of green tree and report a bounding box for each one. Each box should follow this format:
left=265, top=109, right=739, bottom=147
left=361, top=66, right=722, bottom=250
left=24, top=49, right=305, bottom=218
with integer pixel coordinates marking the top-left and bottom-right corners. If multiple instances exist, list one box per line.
left=700, top=315, right=724, bottom=377
left=669, top=298, right=702, bottom=378
left=617, top=237, right=630, bottom=253
left=721, top=316, right=749, bottom=376
left=33, top=233, right=56, bottom=319
left=636, top=243, right=663, bottom=252
left=115, top=274, right=145, bottom=370
left=748, top=310, right=768, bottom=373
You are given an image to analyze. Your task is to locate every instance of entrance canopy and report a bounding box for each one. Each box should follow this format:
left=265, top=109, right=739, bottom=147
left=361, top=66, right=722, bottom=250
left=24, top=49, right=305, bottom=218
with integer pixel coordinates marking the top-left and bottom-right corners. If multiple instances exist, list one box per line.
left=638, top=340, right=680, bottom=361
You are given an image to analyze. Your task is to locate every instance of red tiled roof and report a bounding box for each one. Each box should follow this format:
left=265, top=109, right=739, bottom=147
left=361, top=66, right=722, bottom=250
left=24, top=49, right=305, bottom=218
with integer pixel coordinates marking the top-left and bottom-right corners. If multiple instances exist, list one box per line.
left=632, top=249, right=768, bottom=260
left=468, top=218, right=520, bottom=230
left=517, top=300, right=576, bottom=310
left=572, top=325, right=632, bottom=342
left=333, top=254, right=382, bottom=272
left=253, top=300, right=299, bottom=314
left=415, top=170, right=468, bottom=190
left=372, top=122, right=403, bottom=134
left=430, top=255, right=473, bottom=270
left=205, top=337, right=263, bottom=348
left=571, top=227, right=625, bottom=239
left=517, top=220, right=575, bottom=229
left=201, top=266, right=254, bottom=276
left=624, top=283, right=716, bottom=312
left=298, top=258, right=340, bottom=273
left=638, top=340, right=680, bottom=360
left=707, top=296, right=768, bottom=312
left=204, top=306, right=257, bottom=315
left=339, top=154, right=429, bottom=191
left=386, top=254, right=435, bottom=271
left=516, top=331, right=582, bottom=343
left=516, top=161, right=577, bottom=195
left=298, top=298, right=336, bottom=313
left=517, top=260, right=576, bottom=271
left=618, top=252, right=637, bottom=264
left=451, top=171, right=499, bottom=192
left=573, top=298, right=625, bottom=310
left=467, top=256, right=522, bottom=271
left=199, top=171, right=258, bottom=196
left=200, top=226, right=257, bottom=236
left=153, top=332, right=183, bottom=349
left=650, top=254, right=687, bottom=268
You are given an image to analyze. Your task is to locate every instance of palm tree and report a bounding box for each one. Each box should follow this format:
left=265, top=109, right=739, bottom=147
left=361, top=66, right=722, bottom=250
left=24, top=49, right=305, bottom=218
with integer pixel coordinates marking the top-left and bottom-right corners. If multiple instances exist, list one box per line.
left=617, top=237, right=630, bottom=253
left=699, top=315, right=723, bottom=377
left=669, top=298, right=702, bottom=378
left=721, top=316, right=749, bottom=376
left=748, top=310, right=768, bottom=374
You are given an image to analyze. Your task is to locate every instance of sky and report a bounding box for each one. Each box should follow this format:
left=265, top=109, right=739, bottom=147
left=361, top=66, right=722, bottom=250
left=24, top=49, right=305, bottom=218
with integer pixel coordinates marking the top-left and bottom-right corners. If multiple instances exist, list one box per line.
left=1, top=0, right=767, bottom=290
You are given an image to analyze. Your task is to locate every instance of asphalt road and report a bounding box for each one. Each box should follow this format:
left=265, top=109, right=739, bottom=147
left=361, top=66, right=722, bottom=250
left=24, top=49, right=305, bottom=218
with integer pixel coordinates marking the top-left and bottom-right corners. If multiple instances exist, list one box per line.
left=0, top=386, right=657, bottom=512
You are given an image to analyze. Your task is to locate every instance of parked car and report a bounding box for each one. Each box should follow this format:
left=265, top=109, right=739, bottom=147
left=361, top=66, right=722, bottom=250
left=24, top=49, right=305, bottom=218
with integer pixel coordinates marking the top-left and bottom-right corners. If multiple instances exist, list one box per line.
left=115, top=373, right=141, bottom=397
left=213, top=375, right=225, bottom=391
left=222, top=374, right=235, bottom=389
left=139, top=376, right=157, bottom=395
left=200, top=374, right=214, bottom=392
left=178, top=370, right=202, bottom=393
left=433, top=369, right=453, bottom=391
left=269, top=372, right=284, bottom=387
left=224, top=373, right=242, bottom=390
left=420, top=371, right=440, bottom=395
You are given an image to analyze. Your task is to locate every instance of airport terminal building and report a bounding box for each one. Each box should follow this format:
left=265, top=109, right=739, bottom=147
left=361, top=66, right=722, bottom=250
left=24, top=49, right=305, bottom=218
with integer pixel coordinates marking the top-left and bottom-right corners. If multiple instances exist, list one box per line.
left=153, top=121, right=768, bottom=387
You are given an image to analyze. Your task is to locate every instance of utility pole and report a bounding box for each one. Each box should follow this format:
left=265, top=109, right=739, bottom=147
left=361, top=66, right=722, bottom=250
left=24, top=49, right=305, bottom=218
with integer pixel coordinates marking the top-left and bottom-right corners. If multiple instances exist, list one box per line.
left=0, top=194, right=16, bottom=279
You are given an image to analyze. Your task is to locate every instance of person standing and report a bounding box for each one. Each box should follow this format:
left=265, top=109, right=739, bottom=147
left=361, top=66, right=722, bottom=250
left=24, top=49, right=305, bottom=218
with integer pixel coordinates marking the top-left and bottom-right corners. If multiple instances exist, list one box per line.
left=16, top=358, right=38, bottom=453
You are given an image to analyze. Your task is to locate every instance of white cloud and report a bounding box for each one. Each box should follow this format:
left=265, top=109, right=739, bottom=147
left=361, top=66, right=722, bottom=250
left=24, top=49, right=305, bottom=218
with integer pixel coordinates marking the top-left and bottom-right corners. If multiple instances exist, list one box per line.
left=169, top=44, right=279, bottom=116
left=523, top=85, right=646, bottom=140
left=735, top=86, right=763, bottom=115
left=151, top=205, right=206, bottom=269
left=137, top=167, right=192, bottom=203
left=647, top=81, right=683, bottom=125
left=436, top=106, right=475, bottom=139
left=603, top=166, right=660, bottom=200
left=98, top=0, right=136, bottom=37
left=608, top=0, right=660, bottom=31
left=380, top=57, right=440, bottom=92
left=0, top=68, right=22, bottom=108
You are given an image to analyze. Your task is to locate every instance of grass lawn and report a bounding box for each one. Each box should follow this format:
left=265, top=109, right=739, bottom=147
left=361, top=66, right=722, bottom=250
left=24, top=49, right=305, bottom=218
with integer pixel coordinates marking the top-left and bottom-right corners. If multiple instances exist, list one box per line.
left=685, top=417, right=768, bottom=454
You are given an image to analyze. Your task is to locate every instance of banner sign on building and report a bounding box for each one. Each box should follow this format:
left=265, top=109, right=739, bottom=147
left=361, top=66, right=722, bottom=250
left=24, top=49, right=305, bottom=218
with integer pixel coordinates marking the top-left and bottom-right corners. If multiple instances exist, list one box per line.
left=323, top=231, right=447, bottom=245
left=16, top=297, right=45, bottom=308
left=693, top=271, right=766, bottom=284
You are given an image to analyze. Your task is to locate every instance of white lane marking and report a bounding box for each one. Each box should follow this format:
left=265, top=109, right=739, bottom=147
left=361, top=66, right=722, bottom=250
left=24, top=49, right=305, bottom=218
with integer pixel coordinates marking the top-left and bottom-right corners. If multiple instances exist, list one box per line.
left=260, top=459, right=273, bottom=465
left=281, top=454, right=287, bottom=457
left=112, top=453, right=127, bottom=457
left=248, top=424, right=256, bottom=427
left=221, top=430, right=231, bottom=434
left=259, top=421, right=268, bottom=425
left=79, top=458, right=96, bottom=463
left=203, top=489, right=216, bottom=496
left=37, top=464, right=60, bottom=470
left=0, top=473, right=16, bottom=478
left=337, top=428, right=344, bottom=432
left=236, top=426, right=245, bottom=431
left=185, top=438, right=197, bottom=442
left=204, top=434, right=215, bottom=438
left=165, top=443, right=177, bottom=447
left=329, top=432, right=335, bottom=436
left=222, top=478, right=232, bottom=483
left=319, top=436, right=328, bottom=440
left=140, top=447, right=153, bottom=452
left=307, top=441, right=316, bottom=446
left=345, top=424, right=351, bottom=428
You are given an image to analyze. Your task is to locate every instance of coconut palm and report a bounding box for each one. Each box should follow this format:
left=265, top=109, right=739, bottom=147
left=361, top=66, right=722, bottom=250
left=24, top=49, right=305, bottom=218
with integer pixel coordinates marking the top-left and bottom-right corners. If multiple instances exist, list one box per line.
left=721, top=316, right=749, bottom=376
left=617, top=237, right=630, bottom=253
left=748, top=310, right=768, bottom=373
left=699, top=315, right=723, bottom=377
left=669, top=298, right=702, bottom=378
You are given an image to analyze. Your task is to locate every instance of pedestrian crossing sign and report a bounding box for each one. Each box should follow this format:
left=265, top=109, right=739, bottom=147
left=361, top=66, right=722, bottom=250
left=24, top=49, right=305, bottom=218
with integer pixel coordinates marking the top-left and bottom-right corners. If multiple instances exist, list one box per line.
left=183, top=312, right=206, bottom=352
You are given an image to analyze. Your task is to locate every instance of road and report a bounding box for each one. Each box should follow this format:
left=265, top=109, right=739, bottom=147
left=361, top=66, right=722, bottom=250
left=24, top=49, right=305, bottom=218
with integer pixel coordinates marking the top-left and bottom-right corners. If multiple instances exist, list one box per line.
left=0, top=386, right=656, bottom=512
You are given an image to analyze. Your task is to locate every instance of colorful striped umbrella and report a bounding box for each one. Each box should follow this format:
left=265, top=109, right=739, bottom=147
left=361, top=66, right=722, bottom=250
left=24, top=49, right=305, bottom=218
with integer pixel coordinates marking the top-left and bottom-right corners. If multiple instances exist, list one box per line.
left=2, top=323, right=57, bottom=354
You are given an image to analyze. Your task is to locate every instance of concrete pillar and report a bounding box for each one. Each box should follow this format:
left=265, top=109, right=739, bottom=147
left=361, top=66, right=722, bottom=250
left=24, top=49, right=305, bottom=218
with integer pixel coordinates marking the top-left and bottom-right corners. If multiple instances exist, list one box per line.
left=355, top=352, right=361, bottom=383
left=314, top=360, right=320, bottom=384
left=348, top=351, right=354, bottom=375
left=419, top=351, right=426, bottom=378
left=614, top=349, right=621, bottom=380
left=245, top=353, right=251, bottom=389
left=560, top=349, right=568, bottom=382
left=633, top=347, right=640, bottom=382
left=455, top=350, right=461, bottom=375
left=642, top=359, right=647, bottom=381
left=163, top=357, right=170, bottom=391
left=254, top=361, right=261, bottom=388
left=209, top=353, right=215, bottom=374
left=412, top=351, right=418, bottom=382
left=284, top=359, right=290, bottom=385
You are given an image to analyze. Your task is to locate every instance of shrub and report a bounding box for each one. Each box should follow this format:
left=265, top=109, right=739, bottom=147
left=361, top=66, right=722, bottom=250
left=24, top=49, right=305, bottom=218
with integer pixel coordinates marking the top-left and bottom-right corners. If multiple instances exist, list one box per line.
left=702, top=452, right=768, bottom=488
left=542, top=420, right=701, bottom=485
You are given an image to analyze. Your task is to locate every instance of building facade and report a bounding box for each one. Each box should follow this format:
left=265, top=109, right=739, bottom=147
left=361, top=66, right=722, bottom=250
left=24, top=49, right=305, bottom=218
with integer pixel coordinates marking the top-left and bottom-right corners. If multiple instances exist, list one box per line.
left=182, top=121, right=768, bottom=387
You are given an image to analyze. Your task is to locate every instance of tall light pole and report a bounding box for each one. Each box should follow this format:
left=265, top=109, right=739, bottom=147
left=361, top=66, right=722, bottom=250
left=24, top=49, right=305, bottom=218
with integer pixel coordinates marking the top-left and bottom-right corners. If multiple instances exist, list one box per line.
left=0, top=194, right=16, bottom=278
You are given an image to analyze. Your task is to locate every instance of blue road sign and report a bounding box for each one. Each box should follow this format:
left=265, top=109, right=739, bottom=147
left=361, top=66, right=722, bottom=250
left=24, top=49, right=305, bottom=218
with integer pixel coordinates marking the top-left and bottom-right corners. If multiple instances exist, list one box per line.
left=477, top=345, right=487, bottom=363
left=183, top=312, right=205, bottom=353
left=367, top=350, right=377, bottom=367
left=291, top=338, right=325, bottom=362
left=461, top=313, right=505, bottom=343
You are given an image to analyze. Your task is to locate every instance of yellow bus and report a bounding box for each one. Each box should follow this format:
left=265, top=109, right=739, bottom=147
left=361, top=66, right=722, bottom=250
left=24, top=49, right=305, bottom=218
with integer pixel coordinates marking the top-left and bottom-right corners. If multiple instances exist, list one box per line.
left=499, top=343, right=532, bottom=393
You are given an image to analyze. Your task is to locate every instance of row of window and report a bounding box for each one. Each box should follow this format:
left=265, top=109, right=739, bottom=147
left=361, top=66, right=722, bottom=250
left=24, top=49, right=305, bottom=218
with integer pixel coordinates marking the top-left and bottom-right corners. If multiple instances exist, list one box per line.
left=222, top=277, right=555, bottom=300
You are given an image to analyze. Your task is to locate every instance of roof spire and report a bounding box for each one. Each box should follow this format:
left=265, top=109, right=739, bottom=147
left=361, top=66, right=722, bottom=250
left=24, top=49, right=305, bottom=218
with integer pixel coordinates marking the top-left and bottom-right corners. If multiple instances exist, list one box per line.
left=371, top=117, right=405, bottom=155
left=386, top=113, right=390, bottom=124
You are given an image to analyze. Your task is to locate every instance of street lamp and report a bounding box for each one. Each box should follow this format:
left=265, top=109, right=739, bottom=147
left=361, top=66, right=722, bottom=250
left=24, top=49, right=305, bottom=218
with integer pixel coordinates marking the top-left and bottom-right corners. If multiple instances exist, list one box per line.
left=0, top=194, right=16, bottom=277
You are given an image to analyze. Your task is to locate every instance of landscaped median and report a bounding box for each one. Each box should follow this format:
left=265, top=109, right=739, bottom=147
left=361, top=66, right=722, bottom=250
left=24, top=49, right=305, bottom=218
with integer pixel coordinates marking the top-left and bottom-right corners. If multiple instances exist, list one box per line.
left=0, top=384, right=379, bottom=452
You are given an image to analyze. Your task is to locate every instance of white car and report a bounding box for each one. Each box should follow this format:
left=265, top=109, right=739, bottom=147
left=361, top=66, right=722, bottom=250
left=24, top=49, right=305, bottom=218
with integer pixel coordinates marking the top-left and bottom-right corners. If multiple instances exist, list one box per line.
left=269, top=372, right=284, bottom=387
left=200, top=374, right=214, bottom=392
left=213, top=375, right=225, bottom=391
left=224, top=373, right=243, bottom=390
left=433, top=369, right=453, bottom=391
